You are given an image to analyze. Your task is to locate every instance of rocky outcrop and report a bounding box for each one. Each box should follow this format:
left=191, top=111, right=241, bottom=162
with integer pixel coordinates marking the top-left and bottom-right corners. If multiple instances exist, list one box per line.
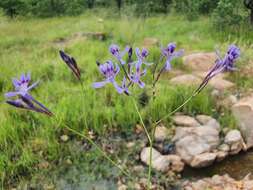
left=140, top=147, right=184, bottom=173
left=169, top=74, right=202, bottom=87
left=173, top=125, right=219, bottom=167
left=182, top=174, right=253, bottom=190
left=232, top=94, right=253, bottom=149
left=183, top=52, right=217, bottom=72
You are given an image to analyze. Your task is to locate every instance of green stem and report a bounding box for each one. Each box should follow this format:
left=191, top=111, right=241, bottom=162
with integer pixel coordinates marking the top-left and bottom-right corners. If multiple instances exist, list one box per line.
left=155, top=92, right=197, bottom=126
left=63, top=124, right=133, bottom=180
left=53, top=114, right=133, bottom=180
left=79, top=81, right=88, bottom=128
left=132, top=97, right=152, bottom=189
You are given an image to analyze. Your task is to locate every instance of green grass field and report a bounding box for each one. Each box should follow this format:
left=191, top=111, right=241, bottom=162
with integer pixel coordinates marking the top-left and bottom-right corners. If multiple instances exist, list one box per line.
left=0, top=9, right=253, bottom=188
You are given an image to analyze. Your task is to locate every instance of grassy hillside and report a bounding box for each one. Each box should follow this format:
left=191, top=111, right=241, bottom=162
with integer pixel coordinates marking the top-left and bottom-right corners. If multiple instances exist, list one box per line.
left=0, top=10, right=252, bottom=188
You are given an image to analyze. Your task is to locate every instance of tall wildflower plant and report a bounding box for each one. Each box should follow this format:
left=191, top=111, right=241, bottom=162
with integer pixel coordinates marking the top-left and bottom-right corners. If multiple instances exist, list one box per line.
left=4, top=43, right=240, bottom=189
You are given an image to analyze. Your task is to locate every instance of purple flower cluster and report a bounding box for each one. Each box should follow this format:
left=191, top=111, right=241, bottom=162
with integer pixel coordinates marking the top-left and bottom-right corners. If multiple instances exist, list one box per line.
left=161, top=43, right=184, bottom=71
left=4, top=43, right=240, bottom=116
left=93, top=43, right=183, bottom=95
left=196, top=44, right=240, bottom=93
left=5, top=73, right=53, bottom=116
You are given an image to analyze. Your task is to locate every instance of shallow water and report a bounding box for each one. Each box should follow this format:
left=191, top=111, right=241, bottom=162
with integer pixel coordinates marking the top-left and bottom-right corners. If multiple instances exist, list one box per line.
left=182, top=150, right=253, bottom=180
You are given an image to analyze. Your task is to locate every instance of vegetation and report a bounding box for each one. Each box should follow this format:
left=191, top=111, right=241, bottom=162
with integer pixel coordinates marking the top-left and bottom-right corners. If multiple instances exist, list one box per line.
left=0, top=8, right=253, bottom=188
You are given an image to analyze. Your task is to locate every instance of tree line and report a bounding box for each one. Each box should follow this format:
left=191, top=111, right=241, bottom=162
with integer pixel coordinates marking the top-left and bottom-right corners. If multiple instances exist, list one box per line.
left=0, top=0, right=252, bottom=26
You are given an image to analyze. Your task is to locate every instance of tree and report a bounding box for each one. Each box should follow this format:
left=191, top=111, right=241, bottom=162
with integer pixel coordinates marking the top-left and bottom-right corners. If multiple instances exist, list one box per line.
left=115, top=0, right=122, bottom=11
left=244, top=0, right=253, bottom=24
left=0, top=0, right=24, bottom=17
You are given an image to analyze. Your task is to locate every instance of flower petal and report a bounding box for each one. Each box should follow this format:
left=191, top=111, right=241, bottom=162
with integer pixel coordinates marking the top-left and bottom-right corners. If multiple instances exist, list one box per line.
left=112, top=81, right=123, bottom=94
left=5, top=91, right=20, bottom=98
left=138, top=80, right=145, bottom=88
left=27, top=81, right=39, bottom=91
left=93, top=81, right=109, bottom=88
left=165, top=60, right=172, bottom=71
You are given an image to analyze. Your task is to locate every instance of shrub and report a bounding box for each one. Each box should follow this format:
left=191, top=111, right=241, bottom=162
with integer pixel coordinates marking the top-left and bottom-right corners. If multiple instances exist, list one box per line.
left=212, top=0, right=246, bottom=29
left=0, top=0, right=24, bottom=17
left=173, top=0, right=219, bottom=20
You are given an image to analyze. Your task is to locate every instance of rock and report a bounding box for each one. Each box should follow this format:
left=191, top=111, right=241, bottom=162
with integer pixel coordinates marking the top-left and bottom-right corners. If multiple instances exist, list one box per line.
left=38, top=161, right=50, bottom=169
left=221, top=95, right=238, bottom=108
left=142, top=37, right=159, bottom=48
left=126, top=142, right=135, bottom=148
left=225, top=130, right=244, bottom=155
left=166, top=155, right=185, bottom=172
left=183, top=52, right=217, bottom=72
left=60, top=135, right=69, bottom=142
left=211, top=89, right=221, bottom=98
left=170, top=74, right=202, bottom=87
left=140, top=147, right=184, bottom=173
left=173, top=126, right=219, bottom=166
left=196, top=115, right=214, bottom=125
left=218, top=144, right=230, bottom=152
left=232, top=94, right=253, bottom=149
left=118, top=185, right=127, bottom=190
left=135, top=124, right=144, bottom=134
left=224, top=130, right=243, bottom=144
left=196, top=115, right=220, bottom=131
left=182, top=174, right=253, bottom=190
left=190, top=152, right=216, bottom=168
left=154, top=125, right=169, bottom=142
left=216, top=151, right=228, bottom=162
left=140, top=147, right=169, bottom=172
left=172, top=115, right=200, bottom=127
left=209, top=77, right=235, bottom=91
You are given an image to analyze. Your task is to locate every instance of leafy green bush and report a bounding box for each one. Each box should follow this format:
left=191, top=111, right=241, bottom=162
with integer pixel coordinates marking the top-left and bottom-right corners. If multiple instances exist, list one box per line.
left=0, top=0, right=25, bottom=17
left=134, top=0, right=172, bottom=16
left=212, top=0, right=246, bottom=29
left=173, top=0, right=219, bottom=20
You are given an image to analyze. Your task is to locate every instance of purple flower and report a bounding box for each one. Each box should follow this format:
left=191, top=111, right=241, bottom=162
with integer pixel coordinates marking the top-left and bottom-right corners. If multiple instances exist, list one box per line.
left=5, top=73, right=53, bottom=116
left=5, top=73, right=39, bottom=98
left=196, top=44, right=240, bottom=93
left=121, top=77, right=130, bottom=95
left=161, top=43, right=184, bottom=70
left=59, top=50, right=81, bottom=80
left=135, top=48, right=153, bottom=67
left=93, top=61, right=123, bottom=93
left=109, top=44, right=130, bottom=65
left=130, top=61, right=147, bottom=88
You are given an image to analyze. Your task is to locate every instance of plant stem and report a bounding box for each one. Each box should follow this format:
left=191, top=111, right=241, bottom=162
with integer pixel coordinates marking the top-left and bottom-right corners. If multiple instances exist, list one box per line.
left=63, top=124, right=133, bottom=180
left=155, top=92, right=197, bottom=126
left=132, top=97, right=152, bottom=189
left=53, top=114, right=133, bottom=181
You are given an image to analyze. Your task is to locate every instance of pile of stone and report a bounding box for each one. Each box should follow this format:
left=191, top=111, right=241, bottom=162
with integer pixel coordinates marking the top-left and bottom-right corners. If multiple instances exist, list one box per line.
left=182, top=174, right=253, bottom=190
left=140, top=113, right=247, bottom=172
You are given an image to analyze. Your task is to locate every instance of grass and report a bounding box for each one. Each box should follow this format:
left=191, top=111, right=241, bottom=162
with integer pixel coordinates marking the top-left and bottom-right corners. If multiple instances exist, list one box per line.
left=0, top=9, right=253, bottom=188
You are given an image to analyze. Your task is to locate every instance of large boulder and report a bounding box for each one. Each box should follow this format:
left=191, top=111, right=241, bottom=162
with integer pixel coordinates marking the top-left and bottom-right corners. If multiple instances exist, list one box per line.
left=170, top=74, right=202, bottom=87
left=183, top=52, right=217, bottom=72
left=232, top=94, right=253, bottom=149
left=173, top=126, right=220, bottom=167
